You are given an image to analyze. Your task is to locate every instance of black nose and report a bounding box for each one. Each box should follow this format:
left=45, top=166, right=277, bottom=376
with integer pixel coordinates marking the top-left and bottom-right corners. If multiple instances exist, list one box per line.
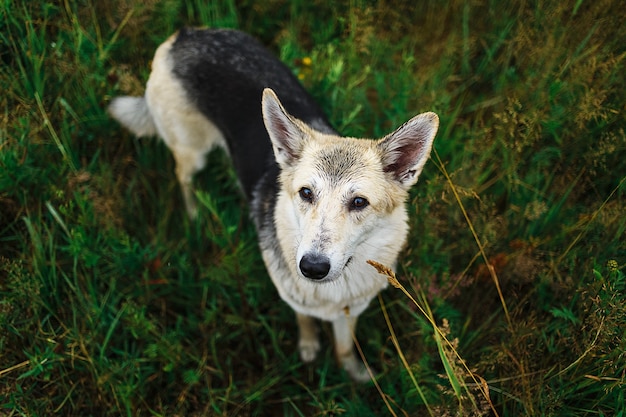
left=299, top=254, right=331, bottom=280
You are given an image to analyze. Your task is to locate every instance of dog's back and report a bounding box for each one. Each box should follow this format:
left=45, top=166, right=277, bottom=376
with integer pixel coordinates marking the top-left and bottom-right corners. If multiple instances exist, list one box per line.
left=170, top=28, right=337, bottom=196
left=112, top=29, right=331, bottom=197
left=109, top=28, right=335, bottom=216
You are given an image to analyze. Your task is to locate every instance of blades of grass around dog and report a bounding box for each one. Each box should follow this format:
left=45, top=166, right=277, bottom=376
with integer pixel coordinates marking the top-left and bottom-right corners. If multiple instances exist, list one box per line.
left=416, top=282, right=489, bottom=412
left=22, top=216, right=45, bottom=279
left=551, top=316, right=605, bottom=379
left=367, top=260, right=499, bottom=417
left=435, top=326, right=464, bottom=401
left=346, top=308, right=398, bottom=417
left=60, top=0, right=129, bottom=64
left=99, top=303, right=128, bottom=362
left=554, top=175, right=626, bottom=271
left=45, top=201, right=71, bottom=239
left=0, top=360, right=31, bottom=379
left=86, top=0, right=135, bottom=62
left=432, top=149, right=512, bottom=331
left=377, top=294, right=434, bottom=417
left=3, top=1, right=624, bottom=414
left=227, top=372, right=284, bottom=416
left=35, top=92, right=77, bottom=172
left=420, top=292, right=478, bottom=410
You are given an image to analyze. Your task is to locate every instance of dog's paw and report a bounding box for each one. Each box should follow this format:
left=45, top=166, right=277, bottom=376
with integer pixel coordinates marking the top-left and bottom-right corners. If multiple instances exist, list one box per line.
left=298, top=339, right=321, bottom=363
left=341, top=355, right=376, bottom=383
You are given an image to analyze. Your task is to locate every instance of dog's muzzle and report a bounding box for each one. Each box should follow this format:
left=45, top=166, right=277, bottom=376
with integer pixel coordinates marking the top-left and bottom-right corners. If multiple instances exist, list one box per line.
left=299, top=254, right=331, bottom=280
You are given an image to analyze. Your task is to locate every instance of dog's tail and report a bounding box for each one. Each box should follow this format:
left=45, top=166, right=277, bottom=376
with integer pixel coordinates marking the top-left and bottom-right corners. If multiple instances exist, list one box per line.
left=108, top=96, right=158, bottom=137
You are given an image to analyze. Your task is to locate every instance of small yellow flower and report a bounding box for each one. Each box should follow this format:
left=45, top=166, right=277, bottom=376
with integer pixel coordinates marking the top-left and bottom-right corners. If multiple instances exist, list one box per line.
left=302, top=56, right=312, bottom=66
left=297, top=72, right=305, bottom=80
left=607, top=259, right=618, bottom=272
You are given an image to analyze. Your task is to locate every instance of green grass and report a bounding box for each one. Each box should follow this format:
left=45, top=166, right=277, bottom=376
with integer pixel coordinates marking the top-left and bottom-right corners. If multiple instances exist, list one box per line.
left=1, top=0, right=625, bottom=415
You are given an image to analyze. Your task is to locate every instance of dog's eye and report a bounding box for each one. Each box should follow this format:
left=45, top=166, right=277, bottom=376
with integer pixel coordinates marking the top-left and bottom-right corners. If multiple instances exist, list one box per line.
left=350, top=196, right=369, bottom=210
left=299, top=187, right=314, bottom=203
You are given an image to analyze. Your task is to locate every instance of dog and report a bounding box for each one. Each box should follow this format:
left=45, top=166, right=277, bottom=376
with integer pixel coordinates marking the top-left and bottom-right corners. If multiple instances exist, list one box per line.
left=108, top=27, right=439, bottom=382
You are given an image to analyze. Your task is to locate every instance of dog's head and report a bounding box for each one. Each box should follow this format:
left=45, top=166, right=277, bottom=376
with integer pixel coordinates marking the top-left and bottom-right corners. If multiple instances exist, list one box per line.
left=262, top=88, right=439, bottom=283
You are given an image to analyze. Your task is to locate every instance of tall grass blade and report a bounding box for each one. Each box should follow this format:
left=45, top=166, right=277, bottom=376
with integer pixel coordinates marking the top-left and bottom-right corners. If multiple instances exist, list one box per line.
left=433, top=150, right=512, bottom=330
left=555, top=175, right=626, bottom=268
left=367, top=261, right=498, bottom=416
left=35, top=92, right=77, bottom=172
left=378, top=294, right=434, bottom=416
left=349, top=313, right=399, bottom=417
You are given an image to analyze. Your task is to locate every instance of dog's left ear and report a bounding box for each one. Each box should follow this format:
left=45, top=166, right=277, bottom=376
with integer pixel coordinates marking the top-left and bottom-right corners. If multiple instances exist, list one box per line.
left=262, top=88, right=307, bottom=167
left=377, top=112, right=439, bottom=188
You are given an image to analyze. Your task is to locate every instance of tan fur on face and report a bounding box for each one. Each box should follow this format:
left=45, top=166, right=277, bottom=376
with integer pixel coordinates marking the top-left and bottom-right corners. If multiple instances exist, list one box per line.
left=269, top=131, right=412, bottom=320
left=282, top=134, right=409, bottom=215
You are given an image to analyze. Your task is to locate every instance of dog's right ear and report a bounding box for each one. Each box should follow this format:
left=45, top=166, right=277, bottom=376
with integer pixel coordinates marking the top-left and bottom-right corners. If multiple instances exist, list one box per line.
left=262, top=88, right=307, bottom=167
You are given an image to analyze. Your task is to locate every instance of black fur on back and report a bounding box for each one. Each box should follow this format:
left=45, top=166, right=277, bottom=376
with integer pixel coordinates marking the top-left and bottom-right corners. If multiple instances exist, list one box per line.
left=169, top=28, right=336, bottom=200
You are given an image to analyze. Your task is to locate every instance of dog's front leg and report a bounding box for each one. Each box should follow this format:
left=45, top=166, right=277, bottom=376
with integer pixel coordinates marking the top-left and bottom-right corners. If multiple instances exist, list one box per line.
left=332, top=314, right=372, bottom=382
left=296, top=313, right=320, bottom=363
